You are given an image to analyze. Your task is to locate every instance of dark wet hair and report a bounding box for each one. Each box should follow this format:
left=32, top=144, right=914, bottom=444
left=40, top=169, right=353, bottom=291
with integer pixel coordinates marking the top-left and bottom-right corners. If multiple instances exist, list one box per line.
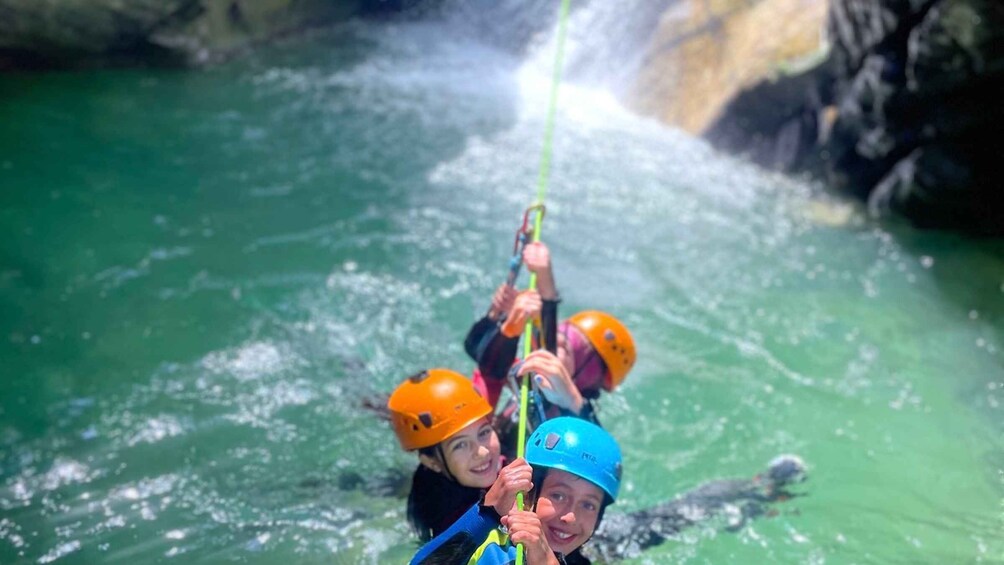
left=406, top=457, right=484, bottom=543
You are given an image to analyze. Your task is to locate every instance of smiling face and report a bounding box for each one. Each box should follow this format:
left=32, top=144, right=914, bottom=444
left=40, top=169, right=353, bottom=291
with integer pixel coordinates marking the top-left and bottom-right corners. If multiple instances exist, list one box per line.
left=424, top=417, right=501, bottom=489
left=536, top=469, right=605, bottom=555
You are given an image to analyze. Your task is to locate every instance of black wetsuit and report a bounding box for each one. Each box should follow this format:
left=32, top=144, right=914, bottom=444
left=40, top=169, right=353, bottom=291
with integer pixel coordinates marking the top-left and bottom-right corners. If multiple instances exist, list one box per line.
left=462, top=297, right=561, bottom=392
left=463, top=297, right=599, bottom=460
left=406, top=464, right=485, bottom=543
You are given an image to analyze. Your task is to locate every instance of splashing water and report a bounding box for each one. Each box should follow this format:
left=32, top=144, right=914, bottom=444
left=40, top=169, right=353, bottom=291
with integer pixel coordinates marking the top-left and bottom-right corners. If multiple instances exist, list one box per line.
left=1, top=4, right=1002, bottom=565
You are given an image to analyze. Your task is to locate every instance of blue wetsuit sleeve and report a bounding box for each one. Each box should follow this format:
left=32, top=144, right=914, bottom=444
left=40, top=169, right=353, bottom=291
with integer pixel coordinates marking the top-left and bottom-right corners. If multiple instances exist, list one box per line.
left=409, top=502, right=502, bottom=565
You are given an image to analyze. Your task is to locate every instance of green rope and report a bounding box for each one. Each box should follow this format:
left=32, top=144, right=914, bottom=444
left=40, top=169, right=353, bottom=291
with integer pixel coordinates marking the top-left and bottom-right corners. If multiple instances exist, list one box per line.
left=514, top=0, right=572, bottom=563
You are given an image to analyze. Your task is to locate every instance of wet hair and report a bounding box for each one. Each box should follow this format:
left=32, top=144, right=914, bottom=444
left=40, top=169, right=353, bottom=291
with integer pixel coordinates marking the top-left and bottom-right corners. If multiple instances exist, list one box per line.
left=406, top=455, right=483, bottom=543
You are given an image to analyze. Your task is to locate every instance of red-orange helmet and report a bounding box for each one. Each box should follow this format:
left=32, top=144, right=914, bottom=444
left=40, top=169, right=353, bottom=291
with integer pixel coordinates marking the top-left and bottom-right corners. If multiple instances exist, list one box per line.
left=387, top=369, right=492, bottom=451
left=567, top=311, right=636, bottom=391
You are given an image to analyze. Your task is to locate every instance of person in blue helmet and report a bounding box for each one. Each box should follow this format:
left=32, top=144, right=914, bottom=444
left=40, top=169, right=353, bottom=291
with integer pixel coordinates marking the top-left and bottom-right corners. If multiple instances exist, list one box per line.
left=410, top=417, right=621, bottom=565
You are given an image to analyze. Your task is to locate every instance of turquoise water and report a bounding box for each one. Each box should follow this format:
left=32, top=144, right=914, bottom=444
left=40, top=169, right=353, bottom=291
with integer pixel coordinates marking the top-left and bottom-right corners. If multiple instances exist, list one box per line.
left=2, top=14, right=1003, bottom=565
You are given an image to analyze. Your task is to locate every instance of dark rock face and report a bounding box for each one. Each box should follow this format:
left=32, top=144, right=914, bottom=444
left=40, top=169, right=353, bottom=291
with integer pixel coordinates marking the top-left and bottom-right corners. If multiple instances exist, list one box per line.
left=707, top=0, right=1004, bottom=235
left=0, top=0, right=414, bottom=70
left=0, top=1, right=198, bottom=69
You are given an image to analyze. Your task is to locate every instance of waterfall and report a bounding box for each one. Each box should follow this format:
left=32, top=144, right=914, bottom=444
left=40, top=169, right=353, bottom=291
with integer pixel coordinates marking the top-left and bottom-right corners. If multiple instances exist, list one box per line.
left=523, top=0, right=677, bottom=96
left=422, top=0, right=678, bottom=98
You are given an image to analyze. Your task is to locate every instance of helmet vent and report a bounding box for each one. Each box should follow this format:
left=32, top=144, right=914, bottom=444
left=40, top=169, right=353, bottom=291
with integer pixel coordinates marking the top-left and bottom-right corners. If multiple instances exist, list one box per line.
left=408, top=370, right=430, bottom=383
left=544, top=432, right=561, bottom=450
left=604, top=330, right=615, bottom=341
left=418, top=412, right=434, bottom=428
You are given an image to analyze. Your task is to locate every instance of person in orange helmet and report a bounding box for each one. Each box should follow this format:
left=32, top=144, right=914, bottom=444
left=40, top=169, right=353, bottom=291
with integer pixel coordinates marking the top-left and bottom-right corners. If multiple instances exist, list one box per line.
left=387, top=367, right=542, bottom=543
left=464, top=242, right=637, bottom=430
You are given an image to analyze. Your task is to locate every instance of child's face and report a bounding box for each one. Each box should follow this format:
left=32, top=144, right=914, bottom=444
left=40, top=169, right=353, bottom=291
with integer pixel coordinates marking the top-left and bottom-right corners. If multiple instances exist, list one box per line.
left=439, top=418, right=501, bottom=489
left=537, top=469, right=604, bottom=555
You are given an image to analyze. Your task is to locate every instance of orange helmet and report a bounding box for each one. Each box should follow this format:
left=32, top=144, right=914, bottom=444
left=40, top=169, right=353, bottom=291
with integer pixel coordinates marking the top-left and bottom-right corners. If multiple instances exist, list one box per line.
left=567, top=311, right=636, bottom=391
left=387, top=369, right=492, bottom=451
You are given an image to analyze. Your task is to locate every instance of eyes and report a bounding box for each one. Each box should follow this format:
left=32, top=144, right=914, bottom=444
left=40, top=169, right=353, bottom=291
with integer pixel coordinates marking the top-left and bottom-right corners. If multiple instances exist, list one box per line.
left=449, top=426, right=495, bottom=453
left=543, top=488, right=599, bottom=513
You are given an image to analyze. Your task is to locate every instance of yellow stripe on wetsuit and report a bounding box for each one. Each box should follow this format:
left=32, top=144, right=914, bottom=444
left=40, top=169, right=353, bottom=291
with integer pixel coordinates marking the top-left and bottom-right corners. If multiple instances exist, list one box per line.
left=469, top=528, right=511, bottom=565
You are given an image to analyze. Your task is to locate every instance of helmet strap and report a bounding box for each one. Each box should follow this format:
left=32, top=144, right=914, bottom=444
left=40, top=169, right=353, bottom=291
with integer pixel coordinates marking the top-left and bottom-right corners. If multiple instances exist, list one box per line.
left=418, top=446, right=456, bottom=483
left=434, top=445, right=456, bottom=482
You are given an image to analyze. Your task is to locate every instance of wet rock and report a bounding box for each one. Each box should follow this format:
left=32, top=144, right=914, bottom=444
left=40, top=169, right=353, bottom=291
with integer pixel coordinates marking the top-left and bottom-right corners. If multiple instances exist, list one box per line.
left=703, top=0, right=1004, bottom=234
left=0, top=0, right=389, bottom=69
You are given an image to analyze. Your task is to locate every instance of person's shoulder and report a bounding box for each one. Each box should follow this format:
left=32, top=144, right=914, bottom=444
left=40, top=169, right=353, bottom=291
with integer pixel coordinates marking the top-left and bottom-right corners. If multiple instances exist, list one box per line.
left=470, top=533, right=517, bottom=565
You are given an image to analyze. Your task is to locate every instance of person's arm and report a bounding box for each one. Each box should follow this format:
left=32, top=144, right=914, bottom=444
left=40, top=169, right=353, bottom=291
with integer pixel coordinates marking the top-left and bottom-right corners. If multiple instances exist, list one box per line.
left=523, top=242, right=557, bottom=301
left=412, top=458, right=533, bottom=564
left=541, top=297, right=559, bottom=354
left=468, top=322, right=521, bottom=381
left=523, top=242, right=559, bottom=353
left=464, top=315, right=503, bottom=362
left=519, top=350, right=584, bottom=415
left=465, top=284, right=520, bottom=371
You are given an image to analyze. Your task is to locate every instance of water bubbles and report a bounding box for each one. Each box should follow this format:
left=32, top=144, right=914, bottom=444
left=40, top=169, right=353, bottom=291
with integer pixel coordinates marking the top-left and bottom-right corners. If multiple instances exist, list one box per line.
left=127, top=416, right=186, bottom=447
left=245, top=532, right=271, bottom=551
left=37, top=540, right=81, bottom=564
left=42, top=459, right=91, bottom=491
left=790, top=530, right=809, bottom=544
left=201, top=341, right=295, bottom=382
left=919, top=256, right=934, bottom=268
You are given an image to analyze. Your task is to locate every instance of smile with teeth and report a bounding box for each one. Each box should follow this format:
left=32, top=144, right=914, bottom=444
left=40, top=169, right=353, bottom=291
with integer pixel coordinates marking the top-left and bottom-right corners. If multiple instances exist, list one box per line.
left=548, top=527, right=576, bottom=542
left=470, top=461, right=492, bottom=474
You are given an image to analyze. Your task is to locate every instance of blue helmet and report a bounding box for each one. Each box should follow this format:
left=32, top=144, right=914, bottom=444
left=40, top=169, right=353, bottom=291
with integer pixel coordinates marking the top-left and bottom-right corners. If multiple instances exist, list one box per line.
left=526, top=417, right=622, bottom=501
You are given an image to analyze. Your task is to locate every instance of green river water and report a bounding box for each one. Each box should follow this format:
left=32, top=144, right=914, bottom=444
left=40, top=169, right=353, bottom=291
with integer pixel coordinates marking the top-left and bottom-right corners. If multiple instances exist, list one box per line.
left=1, top=13, right=1003, bottom=565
